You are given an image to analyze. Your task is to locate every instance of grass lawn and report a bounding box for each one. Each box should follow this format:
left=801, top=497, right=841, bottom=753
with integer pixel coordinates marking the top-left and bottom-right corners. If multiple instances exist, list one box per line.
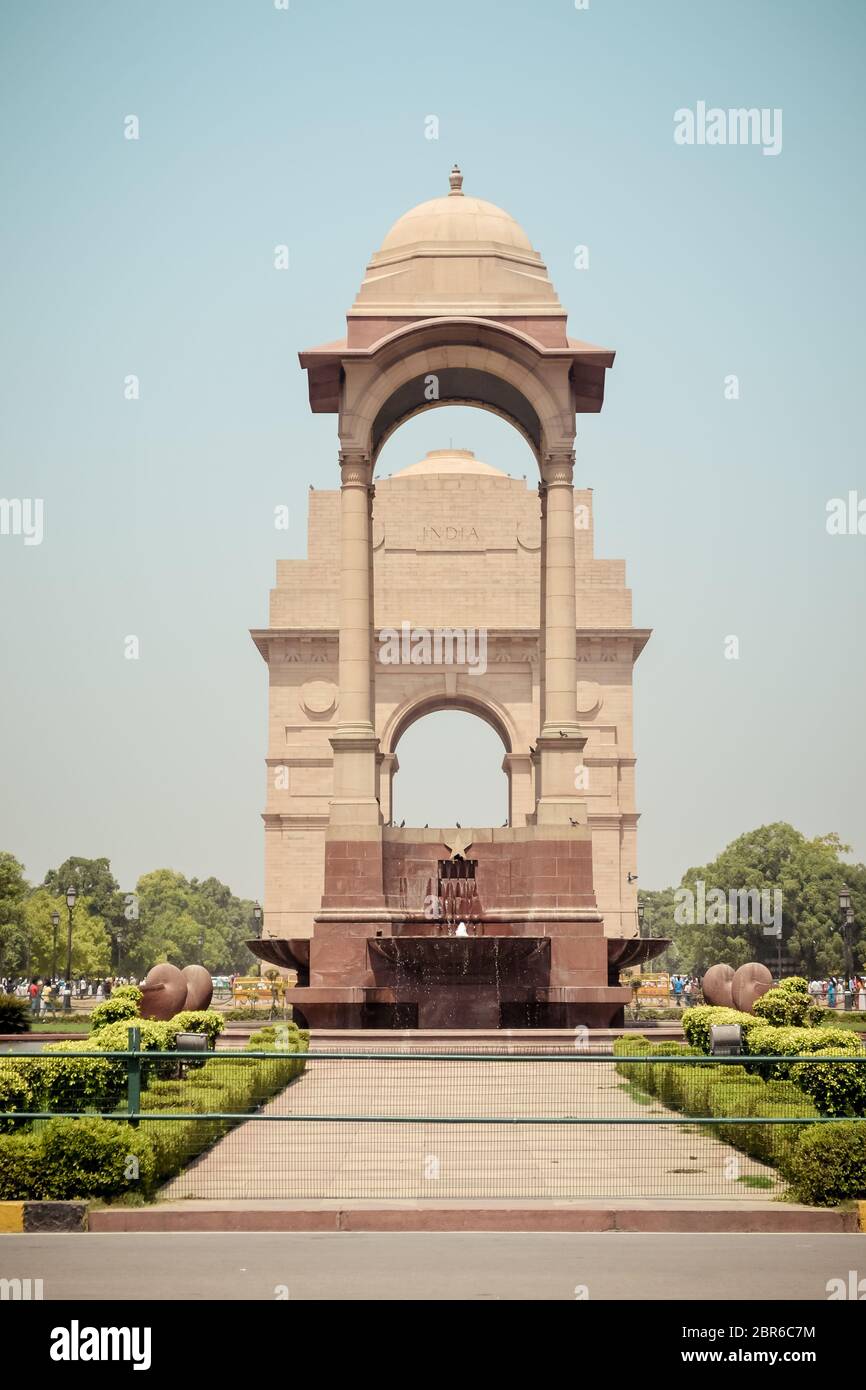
left=813, top=1009, right=866, bottom=1031
left=15, top=1017, right=92, bottom=1034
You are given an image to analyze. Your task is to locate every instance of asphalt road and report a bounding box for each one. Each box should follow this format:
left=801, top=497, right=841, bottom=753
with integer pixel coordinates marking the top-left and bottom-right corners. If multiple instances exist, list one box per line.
left=1, top=1232, right=861, bottom=1300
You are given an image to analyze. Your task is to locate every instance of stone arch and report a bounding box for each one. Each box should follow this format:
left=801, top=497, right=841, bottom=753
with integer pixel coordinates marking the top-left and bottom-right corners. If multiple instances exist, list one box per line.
left=381, top=687, right=517, bottom=757
left=338, top=320, right=576, bottom=467
left=379, top=689, right=522, bottom=828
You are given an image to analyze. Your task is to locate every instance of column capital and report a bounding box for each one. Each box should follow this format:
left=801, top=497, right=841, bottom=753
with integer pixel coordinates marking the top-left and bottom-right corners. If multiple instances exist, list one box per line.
left=339, top=450, right=373, bottom=488
left=541, top=450, right=575, bottom=487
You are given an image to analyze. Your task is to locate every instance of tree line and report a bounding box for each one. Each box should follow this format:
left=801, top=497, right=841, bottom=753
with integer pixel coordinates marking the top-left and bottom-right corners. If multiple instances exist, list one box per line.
left=638, top=823, right=866, bottom=976
left=0, top=853, right=259, bottom=980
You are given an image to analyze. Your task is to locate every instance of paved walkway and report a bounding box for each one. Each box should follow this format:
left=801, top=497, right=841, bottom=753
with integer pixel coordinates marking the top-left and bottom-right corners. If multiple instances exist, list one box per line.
left=161, top=1055, right=783, bottom=1202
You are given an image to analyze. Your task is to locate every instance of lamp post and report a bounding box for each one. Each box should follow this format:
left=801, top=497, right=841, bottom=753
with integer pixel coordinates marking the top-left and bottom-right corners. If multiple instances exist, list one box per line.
left=64, top=885, right=77, bottom=1010
left=839, top=885, right=854, bottom=986
left=198, top=929, right=205, bottom=966
left=253, top=901, right=262, bottom=934
left=50, top=909, right=60, bottom=985
left=637, top=902, right=645, bottom=936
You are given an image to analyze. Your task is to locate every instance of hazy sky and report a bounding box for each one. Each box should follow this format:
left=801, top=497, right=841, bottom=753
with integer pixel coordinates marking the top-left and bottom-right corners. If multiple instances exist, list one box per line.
left=1, top=0, right=864, bottom=899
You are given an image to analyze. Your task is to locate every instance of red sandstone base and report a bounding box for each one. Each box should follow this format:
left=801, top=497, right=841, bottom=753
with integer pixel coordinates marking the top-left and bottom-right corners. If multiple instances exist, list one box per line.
left=251, top=828, right=666, bottom=1030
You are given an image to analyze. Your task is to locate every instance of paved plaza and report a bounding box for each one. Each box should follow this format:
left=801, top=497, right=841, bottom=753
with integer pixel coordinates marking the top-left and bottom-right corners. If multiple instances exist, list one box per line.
left=161, top=1055, right=781, bottom=1202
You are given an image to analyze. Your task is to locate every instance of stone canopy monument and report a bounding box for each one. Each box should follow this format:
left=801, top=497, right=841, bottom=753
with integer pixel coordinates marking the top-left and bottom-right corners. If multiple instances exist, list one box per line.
left=250, top=167, right=665, bottom=1028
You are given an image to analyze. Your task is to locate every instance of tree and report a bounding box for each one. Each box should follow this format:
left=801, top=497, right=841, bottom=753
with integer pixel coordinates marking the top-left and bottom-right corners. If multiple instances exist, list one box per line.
left=636, top=887, right=681, bottom=972
left=43, top=856, right=134, bottom=970
left=22, top=889, right=112, bottom=979
left=670, top=823, right=866, bottom=977
left=129, top=869, right=256, bottom=977
left=0, top=852, right=29, bottom=977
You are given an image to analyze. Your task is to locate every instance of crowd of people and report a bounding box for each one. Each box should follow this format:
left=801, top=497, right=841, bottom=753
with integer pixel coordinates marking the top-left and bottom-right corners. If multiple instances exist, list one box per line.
left=669, top=974, right=702, bottom=1007
left=663, top=973, right=866, bottom=1010
left=807, top=976, right=866, bottom=1010
left=0, top=975, right=140, bottom=1016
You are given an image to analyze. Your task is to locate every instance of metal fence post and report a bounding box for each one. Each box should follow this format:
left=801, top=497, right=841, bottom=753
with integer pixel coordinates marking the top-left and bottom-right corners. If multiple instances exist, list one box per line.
left=127, top=1024, right=141, bottom=1129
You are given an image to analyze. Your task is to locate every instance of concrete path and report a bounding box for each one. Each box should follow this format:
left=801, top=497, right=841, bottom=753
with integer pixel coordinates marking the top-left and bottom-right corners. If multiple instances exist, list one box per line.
left=160, top=1055, right=782, bottom=1202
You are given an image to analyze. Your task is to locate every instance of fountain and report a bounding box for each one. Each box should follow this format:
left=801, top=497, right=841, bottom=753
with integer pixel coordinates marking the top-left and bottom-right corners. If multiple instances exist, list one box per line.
left=250, top=826, right=668, bottom=1029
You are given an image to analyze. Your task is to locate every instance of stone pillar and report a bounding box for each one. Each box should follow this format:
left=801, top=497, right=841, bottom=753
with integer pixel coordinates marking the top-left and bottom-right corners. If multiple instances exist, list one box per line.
left=536, top=449, right=588, bottom=825
left=329, top=451, right=380, bottom=826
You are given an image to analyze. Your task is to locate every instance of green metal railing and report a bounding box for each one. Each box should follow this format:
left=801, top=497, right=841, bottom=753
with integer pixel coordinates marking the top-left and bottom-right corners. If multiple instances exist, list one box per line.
left=2, top=1045, right=863, bottom=1201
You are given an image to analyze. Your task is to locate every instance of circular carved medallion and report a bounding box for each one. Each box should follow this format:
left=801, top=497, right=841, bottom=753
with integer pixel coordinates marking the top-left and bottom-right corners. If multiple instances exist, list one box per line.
left=575, top=680, right=602, bottom=714
left=516, top=518, right=541, bottom=551
left=300, top=680, right=337, bottom=716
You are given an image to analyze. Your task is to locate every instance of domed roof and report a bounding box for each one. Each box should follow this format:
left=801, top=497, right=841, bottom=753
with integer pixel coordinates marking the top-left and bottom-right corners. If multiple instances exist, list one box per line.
left=349, top=166, right=563, bottom=321
left=392, top=448, right=507, bottom=479
left=381, top=195, right=534, bottom=255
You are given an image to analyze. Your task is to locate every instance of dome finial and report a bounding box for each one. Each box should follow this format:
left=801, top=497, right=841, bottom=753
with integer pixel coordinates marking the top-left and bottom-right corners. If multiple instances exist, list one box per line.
left=448, top=164, right=464, bottom=196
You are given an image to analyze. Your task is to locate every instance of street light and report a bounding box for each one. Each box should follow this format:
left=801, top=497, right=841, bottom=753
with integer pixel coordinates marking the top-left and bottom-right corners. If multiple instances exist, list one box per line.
left=50, top=910, right=60, bottom=984
left=839, top=885, right=854, bottom=985
left=64, top=885, right=77, bottom=1010
left=253, top=901, right=262, bottom=933
left=637, top=902, right=645, bottom=936
left=198, top=929, right=205, bottom=966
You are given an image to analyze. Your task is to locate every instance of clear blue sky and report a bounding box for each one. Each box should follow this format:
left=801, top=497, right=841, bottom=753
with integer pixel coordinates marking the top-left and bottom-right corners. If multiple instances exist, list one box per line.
left=1, top=0, right=864, bottom=898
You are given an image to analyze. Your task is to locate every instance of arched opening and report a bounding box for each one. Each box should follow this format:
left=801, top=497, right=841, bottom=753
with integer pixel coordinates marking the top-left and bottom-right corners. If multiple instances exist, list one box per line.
left=374, top=404, right=538, bottom=481
left=372, top=368, right=542, bottom=462
left=390, top=709, right=509, bottom=829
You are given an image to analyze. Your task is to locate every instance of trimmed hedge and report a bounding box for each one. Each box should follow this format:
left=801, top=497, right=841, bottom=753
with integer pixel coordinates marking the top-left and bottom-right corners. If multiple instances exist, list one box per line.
left=168, top=1010, right=224, bottom=1047
left=784, top=1121, right=866, bottom=1206
left=0, top=1065, right=35, bottom=1132
left=681, top=1006, right=757, bottom=1053
left=0, top=1118, right=156, bottom=1201
left=752, top=978, right=823, bottom=1029
left=613, top=1032, right=863, bottom=1203
left=89, top=987, right=143, bottom=1033
left=0, top=1029, right=310, bottom=1201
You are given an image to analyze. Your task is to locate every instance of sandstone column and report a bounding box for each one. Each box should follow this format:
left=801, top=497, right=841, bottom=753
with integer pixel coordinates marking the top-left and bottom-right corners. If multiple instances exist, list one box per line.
left=536, top=449, right=588, bottom=824
left=329, top=450, right=380, bottom=825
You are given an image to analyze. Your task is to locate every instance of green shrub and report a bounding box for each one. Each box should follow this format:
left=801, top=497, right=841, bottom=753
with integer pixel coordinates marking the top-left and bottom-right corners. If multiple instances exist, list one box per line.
left=88, top=1018, right=174, bottom=1053
left=752, top=979, right=823, bottom=1028
left=0, top=1130, right=42, bottom=1198
left=0, top=1063, right=34, bottom=1132
left=790, top=1050, right=866, bottom=1117
left=168, top=1009, right=224, bottom=1047
left=34, top=1045, right=126, bottom=1112
left=681, top=1006, right=756, bottom=1053
left=0, top=1118, right=156, bottom=1201
left=0, top=994, right=31, bottom=1034
left=37, top=1117, right=156, bottom=1199
left=223, top=1005, right=265, bottom=1021
left=89, top=991, right=142, bottom=1032
left=785, top=1121, right=866, bottom=1205
left=648, top=1044, right=702, bottom=1106
left=613, top=1034, right=653, bottom=1091
left=111, top=985, right=143, bottom=1005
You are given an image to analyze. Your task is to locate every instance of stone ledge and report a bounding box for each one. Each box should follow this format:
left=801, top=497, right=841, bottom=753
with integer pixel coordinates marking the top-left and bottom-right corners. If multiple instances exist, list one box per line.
left=87, top=1202, right=863, bottom=1235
